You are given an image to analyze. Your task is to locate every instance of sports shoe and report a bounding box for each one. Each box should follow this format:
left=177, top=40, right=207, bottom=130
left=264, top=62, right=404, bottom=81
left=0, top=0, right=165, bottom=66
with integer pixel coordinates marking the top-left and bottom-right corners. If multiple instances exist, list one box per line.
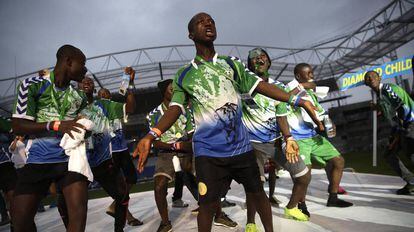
left=172, top=199, right=189, bottom=208
left=269, top=195, right=281, bottom=207
left=284, top=207, right=309, bottom=221
left=396, top=184, right=414, bottom=195
left=221, top=199, right=236, bottom=208
left=245, top=223, right=259, bottom=232
left=127, top=211, right=143, bottom=226
left=156, top=221, right=172, bottom=232
left=191, top=207, right=199, bottom=215
left=297, top=202, right=310, bottom=218
left=326, top=198, right=353, bottom=207
left=214, top=213, right=237, bottom=228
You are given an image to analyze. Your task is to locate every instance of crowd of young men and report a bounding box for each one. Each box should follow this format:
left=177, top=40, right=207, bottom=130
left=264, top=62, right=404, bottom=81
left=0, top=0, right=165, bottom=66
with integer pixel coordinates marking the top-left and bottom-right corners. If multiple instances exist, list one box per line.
left=0, top=11, right=411, bottom=232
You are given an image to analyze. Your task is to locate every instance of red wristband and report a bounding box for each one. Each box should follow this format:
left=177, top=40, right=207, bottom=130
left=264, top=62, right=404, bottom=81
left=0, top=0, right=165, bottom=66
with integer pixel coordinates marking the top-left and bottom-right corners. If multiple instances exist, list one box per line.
left=53, top=121, right=61, bottom=132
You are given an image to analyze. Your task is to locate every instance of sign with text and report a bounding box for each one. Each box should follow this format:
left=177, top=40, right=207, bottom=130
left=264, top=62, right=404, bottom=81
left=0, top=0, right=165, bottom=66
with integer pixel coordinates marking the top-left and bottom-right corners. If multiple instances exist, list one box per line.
left=338, top=56, right=413, bottom=91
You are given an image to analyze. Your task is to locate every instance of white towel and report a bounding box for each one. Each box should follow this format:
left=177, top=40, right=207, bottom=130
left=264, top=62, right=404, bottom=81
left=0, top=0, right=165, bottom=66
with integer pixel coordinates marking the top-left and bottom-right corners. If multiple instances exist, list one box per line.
left=59, top=118, right=94, bottom=182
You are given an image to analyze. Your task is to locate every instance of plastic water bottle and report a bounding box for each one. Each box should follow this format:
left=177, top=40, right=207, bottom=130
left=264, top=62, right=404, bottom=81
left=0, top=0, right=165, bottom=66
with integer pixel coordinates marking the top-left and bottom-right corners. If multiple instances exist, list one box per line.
left=172, top=155, right=182, bottom=172
left=324, top=116, right=336, bottom=138
left=119, top=73, right=130, bottom=96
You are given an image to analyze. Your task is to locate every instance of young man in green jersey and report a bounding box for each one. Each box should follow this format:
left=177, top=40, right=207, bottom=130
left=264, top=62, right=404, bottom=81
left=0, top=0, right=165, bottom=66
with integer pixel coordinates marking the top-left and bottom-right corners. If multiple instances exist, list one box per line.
left=134, top=13, right=323, bottom=232
left=81, top=73, right=135, bottom=231
left=143, top=79, right=201, bottom=232
left=98, top=88, right=143, bottom=227
left=286, top=63, right=353, bottom=210
left=242, top=48, right=312, bottom=226
left=12, top=45, right=89, bottom=232
left=364, top=70, right=414, bottom=195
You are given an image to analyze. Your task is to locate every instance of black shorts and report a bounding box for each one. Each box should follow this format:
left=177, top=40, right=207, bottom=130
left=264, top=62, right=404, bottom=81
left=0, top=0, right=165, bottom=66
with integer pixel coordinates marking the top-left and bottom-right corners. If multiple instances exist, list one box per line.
left=195, top=151, right=262, bottom=204
left=112, top=150, right=137, bottom=184
left=14, top=162, right=88, bottom=196
left=0, top=162, right=17, bottom=193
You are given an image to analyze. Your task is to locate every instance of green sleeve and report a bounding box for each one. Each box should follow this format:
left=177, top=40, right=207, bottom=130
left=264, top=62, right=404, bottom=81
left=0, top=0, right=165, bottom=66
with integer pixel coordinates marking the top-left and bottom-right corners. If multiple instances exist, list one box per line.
left=390, top=84, right=413, bottom=106
left=171, top=67, right=189, bottom=113
left=231, top=58, right=261, bottom=95
left=13, top=80, right=40, bottom=121
left=275, top=102, right=288, bottom=116
left=307, top=90, right=325, bottom=114
left=101, top=99, right=124, bottom=120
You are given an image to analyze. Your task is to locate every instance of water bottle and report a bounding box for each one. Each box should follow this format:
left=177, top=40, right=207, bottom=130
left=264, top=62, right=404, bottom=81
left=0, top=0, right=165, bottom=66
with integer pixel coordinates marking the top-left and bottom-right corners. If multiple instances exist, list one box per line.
left=119, top=73, right=130, bottom=96
left=323, top=116, right=336, bottom=138
left=172, top=155, right=182, bottom=172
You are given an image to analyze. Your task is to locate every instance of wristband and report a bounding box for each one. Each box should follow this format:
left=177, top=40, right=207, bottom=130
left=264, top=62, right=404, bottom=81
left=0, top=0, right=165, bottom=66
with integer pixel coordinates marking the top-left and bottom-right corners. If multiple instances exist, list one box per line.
left=148, top=130, right=159, bottom=139
left=127, top=84, right=135, bottom=90
left=172, top=142, right=182, bottom=151
left=46, top=121, right=52, bottom=131
left=151, top=128, right=162, bottom=137
left=294, top=96, right=302, bottom=107
left=52, top=121, right=61, bottom=132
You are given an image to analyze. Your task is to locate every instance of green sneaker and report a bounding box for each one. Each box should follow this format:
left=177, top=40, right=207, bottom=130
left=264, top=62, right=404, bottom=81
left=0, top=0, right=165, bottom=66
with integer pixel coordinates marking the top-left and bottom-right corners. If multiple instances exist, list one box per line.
left=245, top=223, right=259, bottom=232
left=284, top=207, right=309, bottom=221
left=214, top=212, right=237, bottom=228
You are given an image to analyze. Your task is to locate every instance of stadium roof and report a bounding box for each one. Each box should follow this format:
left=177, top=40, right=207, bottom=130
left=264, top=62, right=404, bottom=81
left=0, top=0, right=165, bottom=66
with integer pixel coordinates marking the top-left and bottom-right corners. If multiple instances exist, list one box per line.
left=0, top=0, right=413, bottom=116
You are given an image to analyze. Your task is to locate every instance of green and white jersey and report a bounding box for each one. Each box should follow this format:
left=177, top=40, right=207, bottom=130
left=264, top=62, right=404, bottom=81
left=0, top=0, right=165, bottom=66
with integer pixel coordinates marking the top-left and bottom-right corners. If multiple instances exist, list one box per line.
left=171, top=53, right=261, bottom=158
left=147, top=103, right=194, bottom=144
left=12, top=72, right=87, bottom=163
left=378, top=83, right=414, bottom=127
left=80, top=98, right=125, bottom=167
left=242, top=78, right=288, bottom=143
left=286, top=88, right=325, bottom=140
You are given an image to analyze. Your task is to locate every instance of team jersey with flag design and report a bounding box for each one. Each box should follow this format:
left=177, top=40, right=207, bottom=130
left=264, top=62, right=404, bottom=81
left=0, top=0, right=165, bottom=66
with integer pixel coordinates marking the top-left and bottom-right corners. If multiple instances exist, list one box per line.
left=147, top=103, right=194, bottom=144
left=80, top=98, right=125, bottom=167
left=12, top=72, right=87, bottom=163
left=170, top=53, right=261, bottom=158
left=286, top=88, right=325, bottom=140
left=378, top=83, right=414, bottom=128
left=242, top=78, right=288, bottom=143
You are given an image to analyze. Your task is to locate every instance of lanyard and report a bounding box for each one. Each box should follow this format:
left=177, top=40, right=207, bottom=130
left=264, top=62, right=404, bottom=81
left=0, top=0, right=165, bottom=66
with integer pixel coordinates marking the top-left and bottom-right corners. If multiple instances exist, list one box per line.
left=49, top=72, right=72, bottom=120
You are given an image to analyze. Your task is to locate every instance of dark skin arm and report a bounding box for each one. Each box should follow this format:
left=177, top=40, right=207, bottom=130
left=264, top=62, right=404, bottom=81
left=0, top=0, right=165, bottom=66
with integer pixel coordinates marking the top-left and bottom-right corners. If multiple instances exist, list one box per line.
left=133, top=105, right=182, bottom=173
left=255, top=81, right=323, bottom=130
left=125, top=67, right=136, bottom=114
left=12, top=118, right=85, bottom=139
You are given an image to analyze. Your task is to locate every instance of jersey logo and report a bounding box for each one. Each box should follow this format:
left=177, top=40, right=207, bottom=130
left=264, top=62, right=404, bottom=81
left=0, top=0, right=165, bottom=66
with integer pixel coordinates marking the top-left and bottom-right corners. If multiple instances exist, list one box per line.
left=214, top=102, right=239, bottom=143
left=198, top=182, right=207, bottom=196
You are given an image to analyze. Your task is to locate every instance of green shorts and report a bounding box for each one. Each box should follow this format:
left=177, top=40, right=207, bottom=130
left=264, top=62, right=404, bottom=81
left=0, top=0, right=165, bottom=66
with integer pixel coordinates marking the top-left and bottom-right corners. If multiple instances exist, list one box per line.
left=297, top=135, right=340, bottom=166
